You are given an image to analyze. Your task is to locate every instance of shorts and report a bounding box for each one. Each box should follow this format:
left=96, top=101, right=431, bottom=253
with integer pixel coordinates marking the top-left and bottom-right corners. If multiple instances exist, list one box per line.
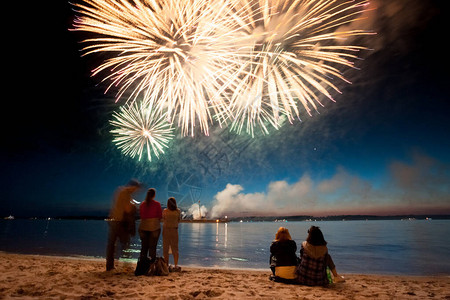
left=163, top=227, right=179, bottom=256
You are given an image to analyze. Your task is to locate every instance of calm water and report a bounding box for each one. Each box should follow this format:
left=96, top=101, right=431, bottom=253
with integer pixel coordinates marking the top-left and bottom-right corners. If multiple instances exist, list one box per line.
left=1, top=219, right=449, bottom=275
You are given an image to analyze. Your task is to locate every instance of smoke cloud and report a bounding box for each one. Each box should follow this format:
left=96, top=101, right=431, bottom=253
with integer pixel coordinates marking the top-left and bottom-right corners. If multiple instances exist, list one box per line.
left=210, top=152, right=450, bottom=218
left=185, top=203, right=209, bottom=220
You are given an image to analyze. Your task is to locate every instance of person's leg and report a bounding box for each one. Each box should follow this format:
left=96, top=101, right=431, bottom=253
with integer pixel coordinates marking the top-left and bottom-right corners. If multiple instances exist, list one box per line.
left=148, top=228, right=161, bottom=260
left=171, top=229, right=179, bottom=267
left=174, top=252, right=179, bottom=267
left=106, top=221, right=118, bottom=271
left=162, top=228, right=169, bottom=265
left=118, top=221, right=131, bottom=259
left=139, top=230, right=150, bottom=259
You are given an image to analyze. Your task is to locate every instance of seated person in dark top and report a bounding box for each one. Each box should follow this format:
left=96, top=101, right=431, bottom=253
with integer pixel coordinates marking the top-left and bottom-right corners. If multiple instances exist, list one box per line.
left=270, top=227, right=298, bottom=280
left=296, top=226, right=345, bottom=286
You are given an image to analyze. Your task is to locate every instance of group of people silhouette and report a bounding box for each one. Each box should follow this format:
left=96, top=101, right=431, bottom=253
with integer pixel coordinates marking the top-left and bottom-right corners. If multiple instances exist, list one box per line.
left=105, top=179, right=344, bottom=286
left=106, top=179, right=181, bottom=273
left=270, top=226, right=345, bottom=286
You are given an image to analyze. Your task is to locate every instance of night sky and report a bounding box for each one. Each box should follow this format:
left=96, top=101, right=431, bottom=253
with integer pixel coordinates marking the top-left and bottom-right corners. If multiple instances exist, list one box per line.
left=2, top=0, right=449, bottom=218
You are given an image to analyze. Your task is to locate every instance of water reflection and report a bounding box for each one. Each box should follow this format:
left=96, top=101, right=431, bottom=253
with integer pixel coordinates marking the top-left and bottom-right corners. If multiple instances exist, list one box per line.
left=43, top=219, right=50, bottom=237
left=215, top=222, right=218, bottom=243
left=214, top=222, right=228, bottom=247
left=224, top=223, right=228, bottom=248
left=0, top=219, right=449, bottom=274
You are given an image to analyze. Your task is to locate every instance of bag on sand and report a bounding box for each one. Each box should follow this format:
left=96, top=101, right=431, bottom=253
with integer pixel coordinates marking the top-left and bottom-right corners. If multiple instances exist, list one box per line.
left=135, top=257, right=151, bottom=276
left=148, top=257, right=169, bottom=276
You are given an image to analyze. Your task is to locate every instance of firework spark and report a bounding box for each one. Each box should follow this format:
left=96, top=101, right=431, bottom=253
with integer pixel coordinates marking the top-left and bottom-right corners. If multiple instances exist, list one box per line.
left=110, top=102, right=175, bottom=161
left=72, top=0, right=247, bottom=136
left=73, top=0, right=374, bottom=137
left=219, top=0, right=375, bottom=135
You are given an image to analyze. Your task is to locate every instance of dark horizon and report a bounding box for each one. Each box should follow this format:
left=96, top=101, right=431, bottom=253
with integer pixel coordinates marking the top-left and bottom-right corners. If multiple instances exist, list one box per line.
left=3, top=211, right=449, bottom=221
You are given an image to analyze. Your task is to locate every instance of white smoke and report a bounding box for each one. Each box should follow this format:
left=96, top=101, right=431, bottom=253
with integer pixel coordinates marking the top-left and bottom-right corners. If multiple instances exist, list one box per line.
left=209, top=175, right=319, bottom=218
left=187, top=203, right=208, bottom=220
left=210, top=152, right=450, bottom=218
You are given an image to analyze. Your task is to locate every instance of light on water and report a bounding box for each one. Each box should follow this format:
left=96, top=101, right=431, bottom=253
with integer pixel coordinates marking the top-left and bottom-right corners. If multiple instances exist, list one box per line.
left=1, top=219, right=449, bottom=275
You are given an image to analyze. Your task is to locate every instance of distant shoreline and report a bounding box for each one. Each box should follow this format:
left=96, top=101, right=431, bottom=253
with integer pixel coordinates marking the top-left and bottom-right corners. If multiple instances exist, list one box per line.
left=3, top=214, right=450, bottom=221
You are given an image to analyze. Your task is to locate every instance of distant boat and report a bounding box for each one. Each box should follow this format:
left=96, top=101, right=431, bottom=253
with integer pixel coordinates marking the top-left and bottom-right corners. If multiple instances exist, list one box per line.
left=4, top=215, right=14, bottom=220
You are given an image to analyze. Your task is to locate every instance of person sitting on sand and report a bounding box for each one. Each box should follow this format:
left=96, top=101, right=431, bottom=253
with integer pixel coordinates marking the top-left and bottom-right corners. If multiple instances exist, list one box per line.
left=162, top=197, right=181, bottom=272
left=139, top=188, right=162, bottom=261
left=296, top=226, right=345, bottom=286
left=270, top=227, right=299, bottom=281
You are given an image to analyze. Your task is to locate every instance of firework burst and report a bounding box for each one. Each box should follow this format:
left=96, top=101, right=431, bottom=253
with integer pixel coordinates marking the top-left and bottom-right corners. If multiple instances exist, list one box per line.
left=73, top=0, right=374, bottom=138
left=219, top=0, right=375, bottom=135
left=110, top=102, right=175, bottom=161
left=72, top=0, right=248, bottom=136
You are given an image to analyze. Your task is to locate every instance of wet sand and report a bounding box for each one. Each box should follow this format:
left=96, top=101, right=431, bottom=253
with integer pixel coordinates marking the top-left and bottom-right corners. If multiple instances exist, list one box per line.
left=1, top=252, right=449, bottom=299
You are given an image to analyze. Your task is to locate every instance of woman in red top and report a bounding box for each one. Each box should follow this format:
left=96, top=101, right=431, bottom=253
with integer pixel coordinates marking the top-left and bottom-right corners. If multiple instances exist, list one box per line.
left=139, top=188, right=162, bottom=260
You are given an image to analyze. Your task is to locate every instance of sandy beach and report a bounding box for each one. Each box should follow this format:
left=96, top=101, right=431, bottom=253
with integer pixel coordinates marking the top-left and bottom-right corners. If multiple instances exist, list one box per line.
left=0, top=252, right=449, bottom=299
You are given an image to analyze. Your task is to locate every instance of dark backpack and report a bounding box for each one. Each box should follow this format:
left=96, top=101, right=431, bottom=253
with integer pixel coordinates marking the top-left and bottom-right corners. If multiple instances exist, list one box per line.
left=135, top=256, right=151, bottom=276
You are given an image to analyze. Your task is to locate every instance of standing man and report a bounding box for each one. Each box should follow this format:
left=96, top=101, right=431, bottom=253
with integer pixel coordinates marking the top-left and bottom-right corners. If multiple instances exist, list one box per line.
left=106, top=179, right=142, bottom=271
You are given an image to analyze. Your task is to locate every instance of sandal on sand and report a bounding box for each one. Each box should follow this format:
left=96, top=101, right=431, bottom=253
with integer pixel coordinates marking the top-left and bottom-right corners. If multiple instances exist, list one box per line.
left=169, top=265, right=181, bottom=272
left=334, top=275, right=346, bottom=283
